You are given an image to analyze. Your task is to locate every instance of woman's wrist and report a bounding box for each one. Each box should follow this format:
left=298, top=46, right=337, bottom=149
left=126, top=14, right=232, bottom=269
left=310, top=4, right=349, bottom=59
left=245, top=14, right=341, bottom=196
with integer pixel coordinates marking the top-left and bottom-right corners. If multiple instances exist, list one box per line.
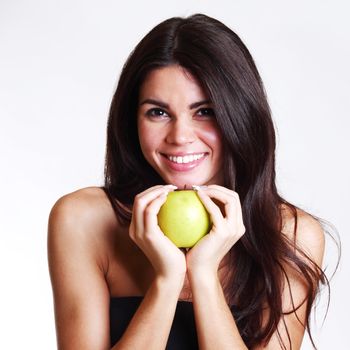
left=187, top=266, right=219, bottom=290
left=153, top=272, right=186, bottom=296
left=187, top=262, right=218, bottom=279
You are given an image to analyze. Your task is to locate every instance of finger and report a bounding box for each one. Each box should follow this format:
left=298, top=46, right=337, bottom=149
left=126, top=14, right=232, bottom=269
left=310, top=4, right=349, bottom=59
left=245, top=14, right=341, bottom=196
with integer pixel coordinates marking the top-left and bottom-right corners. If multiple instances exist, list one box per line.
left=198, top=187, right=245, bottom=239
left=206, top=185, right=241, bottom=201
left=197, top=187, right=237, bottom=220
left=205, top=187, right=245, bottom=233
left=134, top=185, right=177, bottom=209
left=133, top=185, right=177, bottom=237
left=203, top=185, right=242, bottom=211
left=206, top=186, right=243, bottom=221
left=135, top=184, right=177, bottom=198
left=206, top=184, right=233, bottom=193
left=144, top=191, right=169, bottom=234
left=195, top=189, right=224, bottom=225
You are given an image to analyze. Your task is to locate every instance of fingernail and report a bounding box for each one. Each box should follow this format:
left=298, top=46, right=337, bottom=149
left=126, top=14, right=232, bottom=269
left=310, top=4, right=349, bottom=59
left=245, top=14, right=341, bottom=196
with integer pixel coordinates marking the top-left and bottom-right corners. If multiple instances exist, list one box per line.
left=192, top=185, right=207, bottom=191
left=166, top=184, right=178, bottom=189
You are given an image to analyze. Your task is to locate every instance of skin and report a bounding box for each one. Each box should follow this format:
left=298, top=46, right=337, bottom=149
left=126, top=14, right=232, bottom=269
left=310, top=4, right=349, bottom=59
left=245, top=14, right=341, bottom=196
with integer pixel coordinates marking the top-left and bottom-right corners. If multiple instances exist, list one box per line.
left=48, top=65, right=325, bottom=349
left=137, top=65, right=224, bottom=189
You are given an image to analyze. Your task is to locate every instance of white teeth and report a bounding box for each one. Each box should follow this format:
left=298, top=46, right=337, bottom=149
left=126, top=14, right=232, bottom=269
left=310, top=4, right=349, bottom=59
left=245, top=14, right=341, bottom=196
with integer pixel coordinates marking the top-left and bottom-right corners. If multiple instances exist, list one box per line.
left=167, top=153, right=205, bottom=164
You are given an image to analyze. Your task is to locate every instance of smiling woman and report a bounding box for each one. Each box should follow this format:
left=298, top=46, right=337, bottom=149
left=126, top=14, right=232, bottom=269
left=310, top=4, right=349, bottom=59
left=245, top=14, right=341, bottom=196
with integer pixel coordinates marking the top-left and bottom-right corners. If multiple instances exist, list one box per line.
left=137, top=65, right=224, bottom=189
left=48, top=13, right=335, bottom=350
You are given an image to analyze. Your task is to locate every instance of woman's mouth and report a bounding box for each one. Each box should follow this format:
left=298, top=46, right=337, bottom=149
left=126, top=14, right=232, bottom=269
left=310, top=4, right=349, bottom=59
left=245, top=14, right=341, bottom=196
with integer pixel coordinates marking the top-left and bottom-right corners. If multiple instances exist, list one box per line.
left=161, top=152, right=208, bottom=171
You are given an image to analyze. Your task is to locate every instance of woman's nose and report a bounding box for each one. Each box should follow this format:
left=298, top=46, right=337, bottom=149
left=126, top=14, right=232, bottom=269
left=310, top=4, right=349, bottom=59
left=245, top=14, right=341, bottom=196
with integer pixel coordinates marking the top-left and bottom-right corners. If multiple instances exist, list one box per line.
left=165, top=119, right=196, bottom=145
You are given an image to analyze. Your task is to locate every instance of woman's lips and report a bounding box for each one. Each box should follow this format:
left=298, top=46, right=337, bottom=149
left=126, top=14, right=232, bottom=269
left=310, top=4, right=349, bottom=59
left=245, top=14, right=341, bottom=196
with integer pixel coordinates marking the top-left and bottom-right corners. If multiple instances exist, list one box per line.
left=160, top=153, right=208, bottom=171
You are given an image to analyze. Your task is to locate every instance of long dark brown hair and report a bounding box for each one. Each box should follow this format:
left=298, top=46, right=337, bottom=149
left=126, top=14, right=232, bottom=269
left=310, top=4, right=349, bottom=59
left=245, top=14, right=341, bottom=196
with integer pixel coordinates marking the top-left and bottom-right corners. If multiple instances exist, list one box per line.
left=103, top=14, right=336, bottom=349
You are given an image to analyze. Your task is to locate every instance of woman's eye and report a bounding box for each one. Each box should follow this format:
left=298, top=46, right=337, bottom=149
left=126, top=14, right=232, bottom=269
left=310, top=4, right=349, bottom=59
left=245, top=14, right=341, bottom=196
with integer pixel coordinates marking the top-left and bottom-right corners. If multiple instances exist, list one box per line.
left=146, top=108, right=168, bottom=117
left=197, top=108, right=215, bottom=117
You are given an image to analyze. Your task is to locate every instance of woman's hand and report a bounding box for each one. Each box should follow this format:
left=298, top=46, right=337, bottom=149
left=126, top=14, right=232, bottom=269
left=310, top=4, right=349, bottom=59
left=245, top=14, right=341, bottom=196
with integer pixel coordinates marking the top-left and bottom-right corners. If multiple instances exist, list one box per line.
left=129, top=185, right=187, bottom=282
left=186, top=185, right=246, bottom=277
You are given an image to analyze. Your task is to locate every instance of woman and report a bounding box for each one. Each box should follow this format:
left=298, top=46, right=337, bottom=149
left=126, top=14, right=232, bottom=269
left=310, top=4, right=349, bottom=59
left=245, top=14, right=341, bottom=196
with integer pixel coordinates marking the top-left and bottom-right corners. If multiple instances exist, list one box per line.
left=48, top=14, right=328, bottom=349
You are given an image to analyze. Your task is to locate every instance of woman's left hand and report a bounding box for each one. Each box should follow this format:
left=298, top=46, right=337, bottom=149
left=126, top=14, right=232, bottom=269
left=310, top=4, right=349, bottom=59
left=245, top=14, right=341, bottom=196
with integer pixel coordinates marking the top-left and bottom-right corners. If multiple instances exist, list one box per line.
left=186, top=185, right=246, bottom=276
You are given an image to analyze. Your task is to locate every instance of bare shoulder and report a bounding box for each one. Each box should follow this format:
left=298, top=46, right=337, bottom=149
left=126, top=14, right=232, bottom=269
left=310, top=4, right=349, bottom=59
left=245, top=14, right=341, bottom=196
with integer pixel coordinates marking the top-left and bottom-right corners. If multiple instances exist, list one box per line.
left=48, top=187, right=117, bottom=348
left=49, top=186, right=116, bottom=227
left=260, top=205, right=327, bottom=349
left=281, top=204, right=325, bottom=266
left=48, top=186, right=119, bottom=271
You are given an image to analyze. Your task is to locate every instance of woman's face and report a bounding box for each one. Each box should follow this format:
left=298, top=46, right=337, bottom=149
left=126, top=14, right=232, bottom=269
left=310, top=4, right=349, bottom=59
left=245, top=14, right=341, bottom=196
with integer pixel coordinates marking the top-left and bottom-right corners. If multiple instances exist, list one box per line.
left=137, top=65, right=223, bottom=189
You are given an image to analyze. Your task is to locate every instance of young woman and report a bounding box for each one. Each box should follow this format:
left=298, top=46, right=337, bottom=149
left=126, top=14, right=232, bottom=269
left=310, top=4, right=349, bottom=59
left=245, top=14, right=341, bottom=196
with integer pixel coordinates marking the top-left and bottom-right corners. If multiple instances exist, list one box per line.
left=48, top=14, right=328, bottom=349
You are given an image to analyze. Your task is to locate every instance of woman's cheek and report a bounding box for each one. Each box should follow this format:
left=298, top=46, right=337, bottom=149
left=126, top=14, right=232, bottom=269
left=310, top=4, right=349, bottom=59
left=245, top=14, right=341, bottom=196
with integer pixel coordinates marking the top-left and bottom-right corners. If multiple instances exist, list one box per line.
left=138, top=123, right=160, bottom=161
left=198, top=124, right=223, bottom=151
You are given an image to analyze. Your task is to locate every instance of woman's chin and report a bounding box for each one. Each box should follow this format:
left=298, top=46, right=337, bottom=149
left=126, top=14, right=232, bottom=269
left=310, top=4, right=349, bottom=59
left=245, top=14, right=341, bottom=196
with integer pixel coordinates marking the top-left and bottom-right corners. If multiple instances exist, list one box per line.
left=177, top=183, right=192, bottom=190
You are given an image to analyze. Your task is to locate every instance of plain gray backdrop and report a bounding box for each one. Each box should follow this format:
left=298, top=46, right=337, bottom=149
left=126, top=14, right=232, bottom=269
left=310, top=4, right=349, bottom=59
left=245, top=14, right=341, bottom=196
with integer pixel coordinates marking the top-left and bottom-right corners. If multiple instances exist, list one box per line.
left=0, top=0, right=349, bottom=348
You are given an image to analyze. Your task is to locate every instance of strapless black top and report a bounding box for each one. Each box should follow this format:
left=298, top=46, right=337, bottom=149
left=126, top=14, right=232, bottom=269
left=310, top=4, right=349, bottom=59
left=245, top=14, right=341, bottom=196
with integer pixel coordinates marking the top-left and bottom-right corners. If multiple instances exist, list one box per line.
left=110, top=296, right=238, bottom=349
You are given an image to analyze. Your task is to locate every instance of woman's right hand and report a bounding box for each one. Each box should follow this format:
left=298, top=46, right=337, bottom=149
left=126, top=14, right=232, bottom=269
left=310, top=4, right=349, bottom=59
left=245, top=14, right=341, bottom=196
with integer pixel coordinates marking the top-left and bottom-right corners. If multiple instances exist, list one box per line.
left=129, top=185, right=187, bottom=282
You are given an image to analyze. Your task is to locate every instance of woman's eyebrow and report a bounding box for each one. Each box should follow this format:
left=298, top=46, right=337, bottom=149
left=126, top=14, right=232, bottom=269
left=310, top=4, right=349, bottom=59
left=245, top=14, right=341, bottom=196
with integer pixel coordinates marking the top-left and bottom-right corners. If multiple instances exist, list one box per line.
left=139, top=98, right=168, bottom=108
left=139, top=98, right=211, bottom=109
left=189, top=100, right=211, bottom=109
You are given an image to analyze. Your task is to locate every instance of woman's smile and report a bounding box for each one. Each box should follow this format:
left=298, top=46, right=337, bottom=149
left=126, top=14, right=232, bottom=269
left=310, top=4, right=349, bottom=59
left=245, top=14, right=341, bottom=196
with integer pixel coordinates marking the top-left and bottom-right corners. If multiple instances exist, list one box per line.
left=137, top=65, right=223, bottom=189
left=160, top=152, right=208, bottom=171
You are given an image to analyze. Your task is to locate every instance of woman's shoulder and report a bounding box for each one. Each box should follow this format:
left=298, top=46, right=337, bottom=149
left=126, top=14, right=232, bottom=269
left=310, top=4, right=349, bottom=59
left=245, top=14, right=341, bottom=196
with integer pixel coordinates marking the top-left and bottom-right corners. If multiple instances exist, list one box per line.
left=50, top=186, right=116, bottom=222
left=49, top=186, right=120, bottom=243
left=48, top=187, right=121, bottom=273
left=51, top=186, right=108, bottom=207
left=280, top=203, right=325, bottom=265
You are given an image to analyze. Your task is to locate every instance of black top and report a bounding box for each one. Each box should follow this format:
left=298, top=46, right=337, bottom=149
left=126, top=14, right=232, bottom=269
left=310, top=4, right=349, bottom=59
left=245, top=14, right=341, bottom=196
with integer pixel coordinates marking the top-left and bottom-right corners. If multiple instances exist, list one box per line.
left=110, top=296, right=237, bottom=349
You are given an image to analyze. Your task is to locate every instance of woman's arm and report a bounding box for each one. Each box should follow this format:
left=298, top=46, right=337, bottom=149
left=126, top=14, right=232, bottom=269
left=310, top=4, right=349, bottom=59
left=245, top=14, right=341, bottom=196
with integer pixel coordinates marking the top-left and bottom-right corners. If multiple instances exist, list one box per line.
left=186, top=185, right=248, bottom=349
left=114, top=276, right=183, bottom=349
left=252, top=210, right=325, bottom=350
left=48, top=186, right=186, bottom=350
left=116, top=184, right=186, bottom=349
left=48, top=191, right=112, bottom=349
left=186, top=186, right=325, bottom=350
left=188, top=269, right=247, bottom=350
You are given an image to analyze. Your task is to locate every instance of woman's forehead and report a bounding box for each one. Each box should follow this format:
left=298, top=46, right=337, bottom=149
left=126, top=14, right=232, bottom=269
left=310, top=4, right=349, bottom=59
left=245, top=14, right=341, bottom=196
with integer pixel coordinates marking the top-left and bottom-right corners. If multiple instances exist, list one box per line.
left=139, top=65, right=208, bottom=102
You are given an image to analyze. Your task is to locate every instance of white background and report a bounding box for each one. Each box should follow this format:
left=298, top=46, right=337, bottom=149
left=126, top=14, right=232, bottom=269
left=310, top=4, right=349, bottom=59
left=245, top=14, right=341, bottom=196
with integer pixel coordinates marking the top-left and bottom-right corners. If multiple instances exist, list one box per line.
left=0, top=0, right=349, bottom=349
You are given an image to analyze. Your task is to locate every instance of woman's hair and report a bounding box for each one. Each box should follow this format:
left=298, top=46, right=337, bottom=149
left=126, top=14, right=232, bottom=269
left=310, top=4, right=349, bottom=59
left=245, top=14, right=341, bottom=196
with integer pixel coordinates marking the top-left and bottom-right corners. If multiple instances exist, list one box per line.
left=103, top=14, right=334, bottom=349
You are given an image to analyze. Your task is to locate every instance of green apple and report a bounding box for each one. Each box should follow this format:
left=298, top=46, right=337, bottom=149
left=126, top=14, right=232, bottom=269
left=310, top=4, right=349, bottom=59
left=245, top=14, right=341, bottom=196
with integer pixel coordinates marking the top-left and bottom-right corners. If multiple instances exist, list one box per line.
left=157, top=190, right=211, bottom=248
